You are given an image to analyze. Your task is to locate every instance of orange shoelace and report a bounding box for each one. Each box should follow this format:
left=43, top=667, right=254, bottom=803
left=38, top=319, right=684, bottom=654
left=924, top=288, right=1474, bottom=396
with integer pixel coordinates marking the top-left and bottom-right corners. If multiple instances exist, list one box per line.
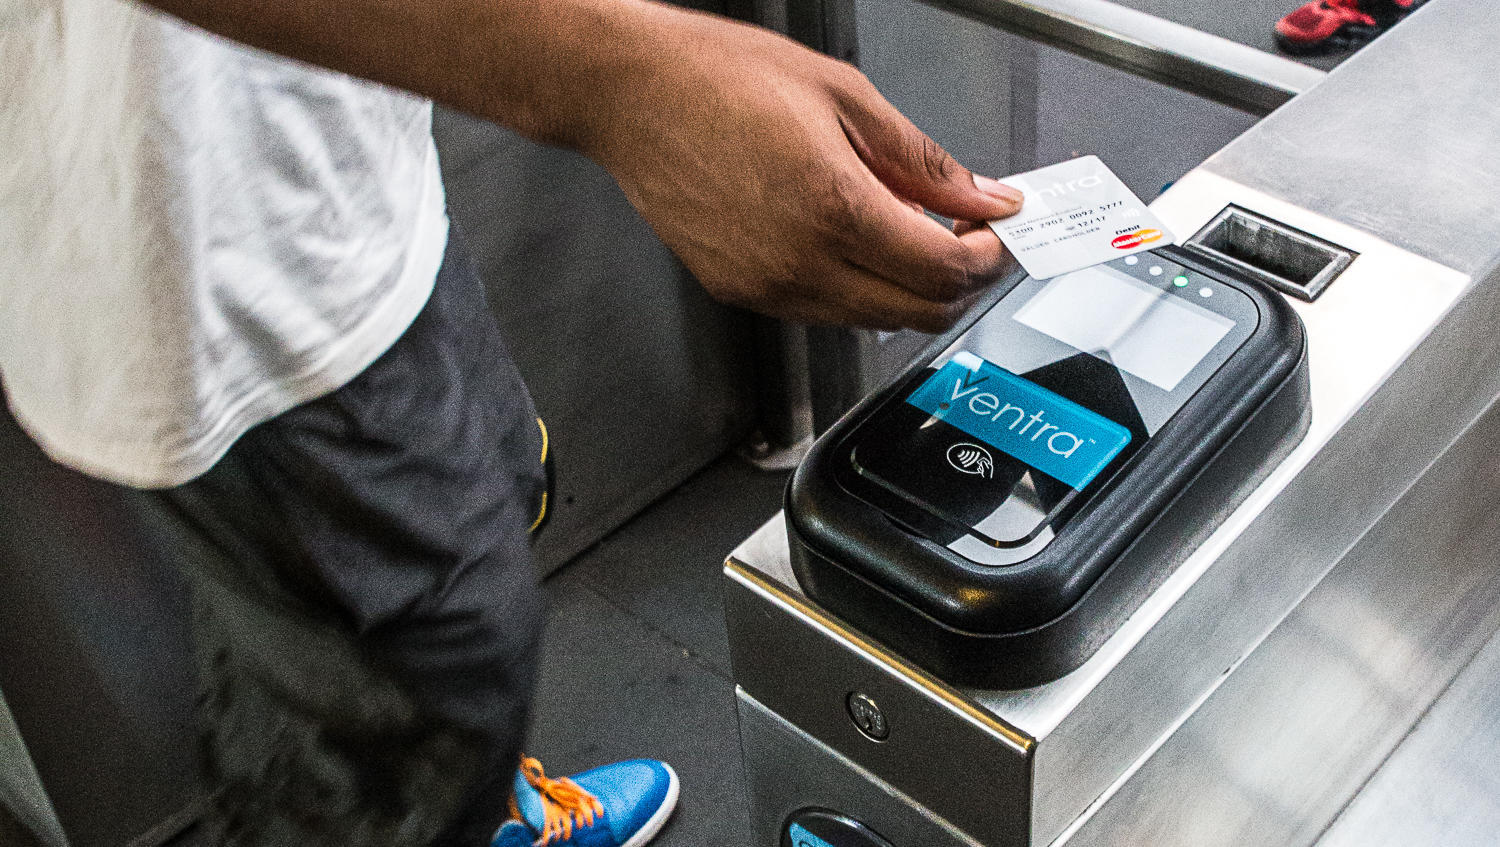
left=517, top=756, right=606, bottom=845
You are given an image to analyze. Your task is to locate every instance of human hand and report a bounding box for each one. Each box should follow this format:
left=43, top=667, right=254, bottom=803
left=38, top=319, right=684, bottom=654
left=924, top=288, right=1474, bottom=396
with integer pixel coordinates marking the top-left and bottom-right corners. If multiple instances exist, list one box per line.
left=134, top=0, right=1016, bottom=334
left=584, top=5, right=1023, bottom=333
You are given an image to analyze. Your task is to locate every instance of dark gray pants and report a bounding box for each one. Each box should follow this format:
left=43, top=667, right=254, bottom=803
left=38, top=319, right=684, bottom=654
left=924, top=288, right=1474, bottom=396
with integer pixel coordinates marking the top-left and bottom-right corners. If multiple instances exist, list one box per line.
left=128, top=230, right=547, bottom=846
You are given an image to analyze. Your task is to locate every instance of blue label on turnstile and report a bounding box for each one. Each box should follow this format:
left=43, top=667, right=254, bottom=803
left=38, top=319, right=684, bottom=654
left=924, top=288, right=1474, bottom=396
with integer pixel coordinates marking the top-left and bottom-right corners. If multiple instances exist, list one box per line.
left=784, top=810, right=894, bottom=847
left=906, top=353, right=1132, bottom=490
left=789, top=823, right=837, bottom=847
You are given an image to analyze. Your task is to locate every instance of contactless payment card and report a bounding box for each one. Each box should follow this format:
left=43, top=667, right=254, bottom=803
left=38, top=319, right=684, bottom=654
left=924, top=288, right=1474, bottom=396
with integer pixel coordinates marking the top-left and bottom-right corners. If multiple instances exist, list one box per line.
left=987, top=155, right=1172, bottom=280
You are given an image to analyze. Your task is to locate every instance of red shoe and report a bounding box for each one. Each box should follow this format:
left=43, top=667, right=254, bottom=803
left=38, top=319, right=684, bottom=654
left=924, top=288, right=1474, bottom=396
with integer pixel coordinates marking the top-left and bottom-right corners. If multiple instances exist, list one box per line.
left=1274, top=0, right=1424, bottom=55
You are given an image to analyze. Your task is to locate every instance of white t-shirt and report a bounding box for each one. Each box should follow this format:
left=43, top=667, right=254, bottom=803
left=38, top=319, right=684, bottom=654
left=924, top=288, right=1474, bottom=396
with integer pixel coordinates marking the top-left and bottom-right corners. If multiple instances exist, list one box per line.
left=0, top=0, right=449, bottom=487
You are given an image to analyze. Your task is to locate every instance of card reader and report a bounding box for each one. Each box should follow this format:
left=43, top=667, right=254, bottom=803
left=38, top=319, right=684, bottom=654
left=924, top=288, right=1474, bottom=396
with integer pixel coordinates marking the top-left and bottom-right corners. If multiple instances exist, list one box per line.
left=787, top=246, right=1311, bottom=688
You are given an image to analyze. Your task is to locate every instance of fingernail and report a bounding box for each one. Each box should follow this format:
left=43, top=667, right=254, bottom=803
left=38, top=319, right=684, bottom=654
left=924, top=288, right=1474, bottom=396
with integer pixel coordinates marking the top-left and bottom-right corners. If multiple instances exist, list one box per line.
left=973, top=174, right=1024, bottom=204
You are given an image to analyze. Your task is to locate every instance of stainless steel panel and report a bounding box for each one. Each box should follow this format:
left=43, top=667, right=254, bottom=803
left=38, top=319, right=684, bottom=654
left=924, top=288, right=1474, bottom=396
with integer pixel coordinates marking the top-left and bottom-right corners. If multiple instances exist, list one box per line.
left=1205, top=0, right=1500, bottom=275
left=913, top=0, right=1324, bottom=113
left=1013, top=183, right=1472, bottom=845
left=1064, top=342, right=1500, bottom=845
left=1317, top=626, right=1500, bottom=847
left=1101, top=0, right=1349, bottom=73
left=737, top=689, right=986, bottom=847
left=726, top=561, right=1032, bottom=846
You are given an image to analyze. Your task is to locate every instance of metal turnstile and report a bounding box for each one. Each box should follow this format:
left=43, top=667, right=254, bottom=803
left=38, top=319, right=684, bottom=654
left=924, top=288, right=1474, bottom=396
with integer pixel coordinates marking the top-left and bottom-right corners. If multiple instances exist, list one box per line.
left=727, top=1, right=1500, bottom=844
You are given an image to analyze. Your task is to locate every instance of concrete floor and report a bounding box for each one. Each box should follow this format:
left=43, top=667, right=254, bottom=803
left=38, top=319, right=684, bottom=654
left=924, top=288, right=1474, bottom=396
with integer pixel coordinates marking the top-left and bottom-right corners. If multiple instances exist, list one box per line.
left=524, top=456, right=790, bottom=847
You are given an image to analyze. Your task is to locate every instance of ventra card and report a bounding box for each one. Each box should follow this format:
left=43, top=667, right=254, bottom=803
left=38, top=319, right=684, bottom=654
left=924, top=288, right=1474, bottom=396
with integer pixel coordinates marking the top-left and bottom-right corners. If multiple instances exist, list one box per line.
left=987, top=155, right=1173, bottom=280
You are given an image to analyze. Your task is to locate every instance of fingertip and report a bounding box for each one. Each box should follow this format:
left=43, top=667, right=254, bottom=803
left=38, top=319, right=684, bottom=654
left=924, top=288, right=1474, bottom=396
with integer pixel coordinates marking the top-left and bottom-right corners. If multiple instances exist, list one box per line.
left=972, top=174, right=1025, bottom=207
left=957, top=224, right=1010, bottom=275
left=958, top=221, right=1003, bottom=244
left=916, top=295, right=976, bottom=333
left=991, top=197, right=1025, bottom=219
left=982, top=196, right=1024, bottom=221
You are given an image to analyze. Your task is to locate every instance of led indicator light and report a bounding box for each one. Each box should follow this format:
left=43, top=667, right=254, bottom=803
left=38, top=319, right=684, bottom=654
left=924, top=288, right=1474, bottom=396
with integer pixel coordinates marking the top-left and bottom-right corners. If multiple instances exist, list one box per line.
left=1149, top=266, right=1163, bottom=276
left=1173, top=275, right=1190, bottom=287
left=1199, top=287, right=1214, bottom=298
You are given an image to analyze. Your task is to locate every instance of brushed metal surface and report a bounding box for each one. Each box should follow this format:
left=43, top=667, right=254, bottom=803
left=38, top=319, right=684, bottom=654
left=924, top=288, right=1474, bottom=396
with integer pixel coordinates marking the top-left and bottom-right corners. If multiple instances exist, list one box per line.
left=1101, top=0, right=1347, bottom=72
left=737, top=689, right=986, bottom=847
left=996, top=176, right=1471, bottom=843
left=1204, top=0, right=1500, bottom=275
left=1316, top=627, right=1500, bottom=847
left=914, top=0, right=1325, bottom=113
left=725, top=561, right=1032, bottom=846
left=1018, top=173, right=1474, bottom=844
left=1063, top=338, right=1500, bottom=845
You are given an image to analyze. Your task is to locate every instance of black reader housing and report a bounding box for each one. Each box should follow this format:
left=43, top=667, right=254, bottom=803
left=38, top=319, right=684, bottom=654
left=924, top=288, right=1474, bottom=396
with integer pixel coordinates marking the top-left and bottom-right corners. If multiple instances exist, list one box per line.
left=788, top=246, right=1311, bottom=688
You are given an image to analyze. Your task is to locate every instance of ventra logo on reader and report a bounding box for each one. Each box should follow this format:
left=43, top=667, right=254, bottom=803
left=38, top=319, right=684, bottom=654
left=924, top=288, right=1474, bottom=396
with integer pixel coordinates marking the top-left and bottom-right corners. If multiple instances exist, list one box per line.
left=907, top=351, right=1131, bottom=491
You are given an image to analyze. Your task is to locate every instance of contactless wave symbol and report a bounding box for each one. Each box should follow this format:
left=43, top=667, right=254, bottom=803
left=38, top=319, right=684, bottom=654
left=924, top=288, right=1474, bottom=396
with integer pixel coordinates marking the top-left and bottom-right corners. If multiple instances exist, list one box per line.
left=947, top=442, right=994, bottom=478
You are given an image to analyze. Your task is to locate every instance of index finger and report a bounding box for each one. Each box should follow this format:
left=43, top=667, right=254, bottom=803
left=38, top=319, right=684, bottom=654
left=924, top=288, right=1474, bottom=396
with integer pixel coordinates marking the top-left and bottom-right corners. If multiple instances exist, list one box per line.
left=955, top=220, right=1011, bottom=278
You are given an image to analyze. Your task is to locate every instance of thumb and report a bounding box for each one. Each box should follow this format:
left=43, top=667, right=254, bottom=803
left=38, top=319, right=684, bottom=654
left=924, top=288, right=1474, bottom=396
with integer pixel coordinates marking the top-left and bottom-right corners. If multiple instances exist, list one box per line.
left=839, top=84, right=1024, bottom=222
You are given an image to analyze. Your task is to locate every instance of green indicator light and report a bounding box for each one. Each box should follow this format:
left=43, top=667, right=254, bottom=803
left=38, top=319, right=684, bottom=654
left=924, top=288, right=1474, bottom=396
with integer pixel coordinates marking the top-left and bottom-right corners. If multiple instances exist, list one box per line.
left=1173, top=275, right=1190, bottom=287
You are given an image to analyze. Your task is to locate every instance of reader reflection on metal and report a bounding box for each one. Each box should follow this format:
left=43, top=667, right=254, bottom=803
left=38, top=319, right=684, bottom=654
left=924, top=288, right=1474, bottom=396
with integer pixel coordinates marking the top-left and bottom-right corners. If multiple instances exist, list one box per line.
left=788, top=246, right=1312, bottom=687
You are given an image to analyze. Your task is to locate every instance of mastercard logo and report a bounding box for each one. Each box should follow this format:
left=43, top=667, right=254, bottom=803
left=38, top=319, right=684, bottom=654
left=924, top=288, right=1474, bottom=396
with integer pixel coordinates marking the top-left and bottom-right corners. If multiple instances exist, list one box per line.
left=1111, top=228, right=1164, bottom=250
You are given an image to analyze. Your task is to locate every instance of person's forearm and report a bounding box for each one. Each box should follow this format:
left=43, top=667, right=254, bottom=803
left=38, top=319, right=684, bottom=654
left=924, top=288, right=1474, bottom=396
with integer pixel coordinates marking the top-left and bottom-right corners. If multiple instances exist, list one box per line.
left=140, top=0, right=698, bottom=154
left=142, top=0, right=1024, bottom=332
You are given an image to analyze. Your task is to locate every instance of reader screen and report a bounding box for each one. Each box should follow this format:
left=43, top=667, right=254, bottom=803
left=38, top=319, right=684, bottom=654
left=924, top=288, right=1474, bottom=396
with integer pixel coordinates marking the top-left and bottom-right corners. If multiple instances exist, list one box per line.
left=1015, top=266, right=1234, bottom=391
left=844, top=253, right=1259, bottom=554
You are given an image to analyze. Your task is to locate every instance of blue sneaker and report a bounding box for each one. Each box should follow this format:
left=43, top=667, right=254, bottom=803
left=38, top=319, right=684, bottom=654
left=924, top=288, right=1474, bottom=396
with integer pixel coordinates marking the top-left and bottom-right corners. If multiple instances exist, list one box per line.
left=494, top=755, right=679, bottom=847
left=492, top=821, right=540, bottom=847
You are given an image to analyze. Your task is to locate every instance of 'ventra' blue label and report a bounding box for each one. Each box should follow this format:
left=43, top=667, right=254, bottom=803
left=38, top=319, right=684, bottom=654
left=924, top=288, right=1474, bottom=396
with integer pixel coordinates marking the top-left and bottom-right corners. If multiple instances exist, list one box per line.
left=787, top=823, right=837, bottom=847
left=906, top=353, right=1131, bottom=490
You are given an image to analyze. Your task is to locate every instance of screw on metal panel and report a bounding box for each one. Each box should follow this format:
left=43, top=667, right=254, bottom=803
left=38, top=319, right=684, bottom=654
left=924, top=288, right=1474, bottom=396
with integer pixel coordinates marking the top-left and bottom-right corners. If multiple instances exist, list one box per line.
left=846, top=691, right=889, bottom=741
